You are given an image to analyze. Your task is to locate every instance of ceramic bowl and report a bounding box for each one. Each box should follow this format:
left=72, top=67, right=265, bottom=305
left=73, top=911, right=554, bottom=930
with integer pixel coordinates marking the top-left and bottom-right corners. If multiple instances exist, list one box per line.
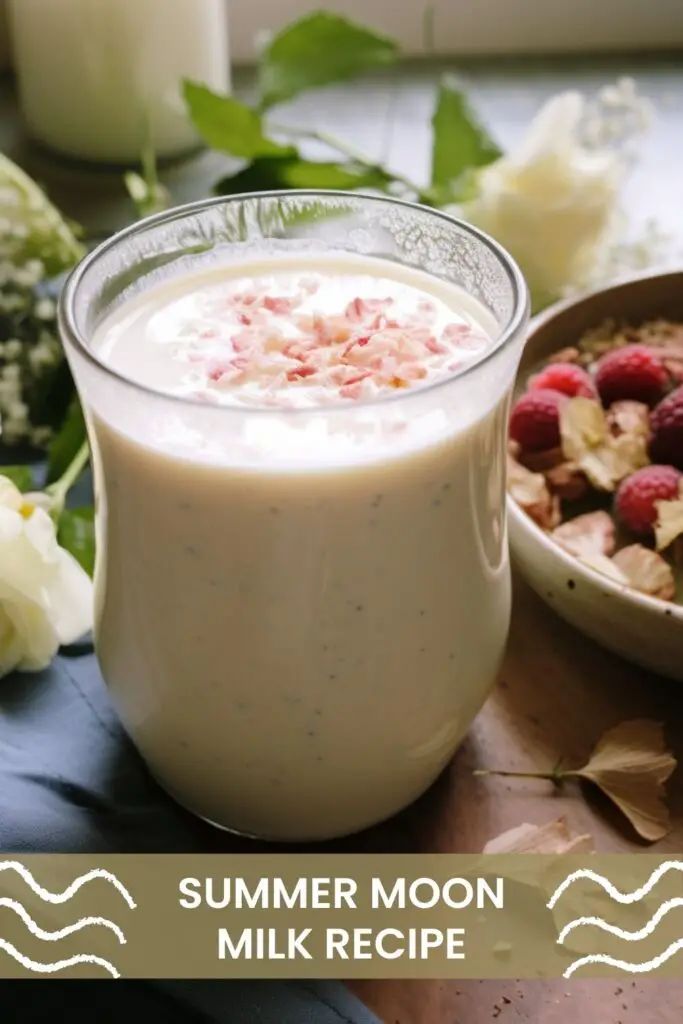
left=507, top=269, right=683, bottom=681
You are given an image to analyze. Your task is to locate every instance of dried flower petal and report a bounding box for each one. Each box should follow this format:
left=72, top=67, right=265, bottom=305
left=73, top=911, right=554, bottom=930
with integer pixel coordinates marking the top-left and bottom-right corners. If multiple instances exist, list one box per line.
left=544, top=461, right=589, bottom=501
left=572, top=720, right=676, bottom=841
left=559, top=396, right=648, bottom=490
left=552, top=510, right=615, bottom=558
left=613, top=544, right=676, bottom=600
left=578, top=552, right=630, bottom=585
left=606, top=399, right=650, bottom=439
left=483, top=818, right=594, bottom=854
left=519, top=445, right=589, bottom=499
left=507, top=454, right=560, bottom=529
left=654, top=491, right=683, bottom=552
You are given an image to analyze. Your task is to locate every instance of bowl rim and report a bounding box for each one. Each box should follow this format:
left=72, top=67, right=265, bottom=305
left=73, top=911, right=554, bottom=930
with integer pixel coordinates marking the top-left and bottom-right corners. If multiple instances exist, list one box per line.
left=509, top=266, right=683, bottom=625
left=508, top=495, right=683, bottom=622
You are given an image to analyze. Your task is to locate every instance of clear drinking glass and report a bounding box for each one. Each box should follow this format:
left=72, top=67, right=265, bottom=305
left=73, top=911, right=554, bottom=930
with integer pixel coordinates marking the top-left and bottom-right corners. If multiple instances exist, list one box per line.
left=59, top=192, right=528, bottom=841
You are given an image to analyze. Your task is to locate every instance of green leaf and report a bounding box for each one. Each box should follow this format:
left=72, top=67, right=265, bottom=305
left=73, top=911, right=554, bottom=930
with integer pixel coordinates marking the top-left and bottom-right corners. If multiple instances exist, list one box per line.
left=258, top=12, right=398, bottom=108
left=215, top=156, right=393, bottom=195
left=0, top=465, right=34, bottom=491
left=431, top=75, right=501, bottom=195
left=47, top=398, right=86, bottom=484
left=183, top=81, right=294, bottom=159
left=58, top=506, right=95, bottom=576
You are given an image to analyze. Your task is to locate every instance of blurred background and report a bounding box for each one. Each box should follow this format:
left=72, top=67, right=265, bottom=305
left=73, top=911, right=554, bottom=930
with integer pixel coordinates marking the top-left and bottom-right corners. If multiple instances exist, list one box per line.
left=229, top=0, right=683, bottom=59
left=1, top=0, right=683, bottom=68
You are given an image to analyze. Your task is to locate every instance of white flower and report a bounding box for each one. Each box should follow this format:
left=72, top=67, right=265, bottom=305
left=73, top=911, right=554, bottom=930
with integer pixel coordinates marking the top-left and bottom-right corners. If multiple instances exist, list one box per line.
left=461, top=91, right=622, bottom=308
left=0, top=475, right=93, bottom=677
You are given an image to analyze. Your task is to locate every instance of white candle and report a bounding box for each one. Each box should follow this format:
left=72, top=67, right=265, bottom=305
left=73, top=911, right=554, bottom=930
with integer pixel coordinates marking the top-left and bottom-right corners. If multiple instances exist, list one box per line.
left=9, top=0, right=230, bottom=163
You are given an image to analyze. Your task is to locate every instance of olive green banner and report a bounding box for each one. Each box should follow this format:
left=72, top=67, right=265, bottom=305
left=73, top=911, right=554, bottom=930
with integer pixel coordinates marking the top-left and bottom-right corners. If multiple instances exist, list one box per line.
left=1, top=855, right=683, bottom=979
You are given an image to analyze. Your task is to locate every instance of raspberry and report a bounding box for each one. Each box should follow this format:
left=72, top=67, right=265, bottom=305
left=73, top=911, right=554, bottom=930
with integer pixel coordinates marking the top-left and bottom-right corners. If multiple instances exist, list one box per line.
left=595, top=344, right=669, bottom=406
left=529, top=362, right=596, bottom=398
left=509, top=389, right=566, bottom=452
left=650, top=386, right=683, bottom=469
left=615, top=464, right=682, bottom=536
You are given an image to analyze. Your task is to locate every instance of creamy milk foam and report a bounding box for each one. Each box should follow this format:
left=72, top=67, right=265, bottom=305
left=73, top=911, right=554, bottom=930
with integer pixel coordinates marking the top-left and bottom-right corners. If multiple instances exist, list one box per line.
left=88, top=253, right=510, bottom=839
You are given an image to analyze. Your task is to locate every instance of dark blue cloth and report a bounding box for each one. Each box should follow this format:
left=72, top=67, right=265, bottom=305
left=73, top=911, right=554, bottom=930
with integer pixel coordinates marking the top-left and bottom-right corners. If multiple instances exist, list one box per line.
left=0, top=652, right=379, bottom=1024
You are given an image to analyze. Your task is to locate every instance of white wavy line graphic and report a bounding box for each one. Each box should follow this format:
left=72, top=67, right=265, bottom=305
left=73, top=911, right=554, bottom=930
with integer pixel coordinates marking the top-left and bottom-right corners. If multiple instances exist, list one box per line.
left=558, top=898, right=683, bottom=945
left=563, top=938, right=683, bottom=978
left=547, top=860, right=683, bottom=909
left=0, top=937, right=119, bottom=978
left=0, top=897, right=126, bottom=945
left=0, top=861, right=136, bottom=909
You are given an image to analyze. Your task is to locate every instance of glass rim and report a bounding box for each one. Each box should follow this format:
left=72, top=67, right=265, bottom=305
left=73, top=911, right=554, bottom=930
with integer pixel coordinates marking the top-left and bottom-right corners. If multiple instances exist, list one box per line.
left=58, top=189, right=529, bottom=416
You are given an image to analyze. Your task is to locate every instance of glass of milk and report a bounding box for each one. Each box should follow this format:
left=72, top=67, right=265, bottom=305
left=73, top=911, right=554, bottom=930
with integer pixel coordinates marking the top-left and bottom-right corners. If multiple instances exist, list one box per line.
left=9, top=0, right=229, bottom=163
left=59, top=192, right=528, bottom=841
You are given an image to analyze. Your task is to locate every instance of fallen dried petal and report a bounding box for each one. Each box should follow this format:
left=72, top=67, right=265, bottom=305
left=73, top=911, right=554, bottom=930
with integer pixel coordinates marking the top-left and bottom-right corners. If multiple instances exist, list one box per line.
left=572, top=720, right=676, bottom=842
left=553, top=511, right=615, bottom=558
left=483, top=818, right=594, bottom=854
left=613, top=544, right=676, bottom=600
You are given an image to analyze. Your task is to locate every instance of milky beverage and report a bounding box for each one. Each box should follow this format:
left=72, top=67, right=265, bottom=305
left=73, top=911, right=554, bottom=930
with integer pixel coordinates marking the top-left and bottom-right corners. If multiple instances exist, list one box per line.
left=89, top=253, right=510, bottom=840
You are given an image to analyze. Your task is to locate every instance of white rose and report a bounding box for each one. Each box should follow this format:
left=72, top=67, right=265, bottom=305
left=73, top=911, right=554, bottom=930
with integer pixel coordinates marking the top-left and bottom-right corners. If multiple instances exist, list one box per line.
left=0, top=475, right=93, bottom=677
left=461, top=92, right=621, bottom=309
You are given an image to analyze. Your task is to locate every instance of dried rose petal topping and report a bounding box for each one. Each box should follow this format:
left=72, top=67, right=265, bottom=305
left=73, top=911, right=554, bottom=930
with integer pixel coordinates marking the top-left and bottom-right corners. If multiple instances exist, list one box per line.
left=171, top=272, right=490, bottom=406
left=612, top=544, right=676, bottom=601
left=552, top=510, right=615, bottom=559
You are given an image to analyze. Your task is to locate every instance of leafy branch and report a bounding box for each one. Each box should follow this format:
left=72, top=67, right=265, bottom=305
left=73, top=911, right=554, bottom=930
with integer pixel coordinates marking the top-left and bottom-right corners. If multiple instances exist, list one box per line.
left=182, top=11, right=500, bottom=207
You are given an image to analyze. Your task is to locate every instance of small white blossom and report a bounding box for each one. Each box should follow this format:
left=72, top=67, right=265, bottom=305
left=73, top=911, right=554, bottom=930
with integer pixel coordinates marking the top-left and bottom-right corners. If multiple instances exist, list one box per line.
left=3, top=340, right=22, bottom=359
left=33, top=296, right=56, bottom=320
left=0, top=474, right=93, bottom=677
